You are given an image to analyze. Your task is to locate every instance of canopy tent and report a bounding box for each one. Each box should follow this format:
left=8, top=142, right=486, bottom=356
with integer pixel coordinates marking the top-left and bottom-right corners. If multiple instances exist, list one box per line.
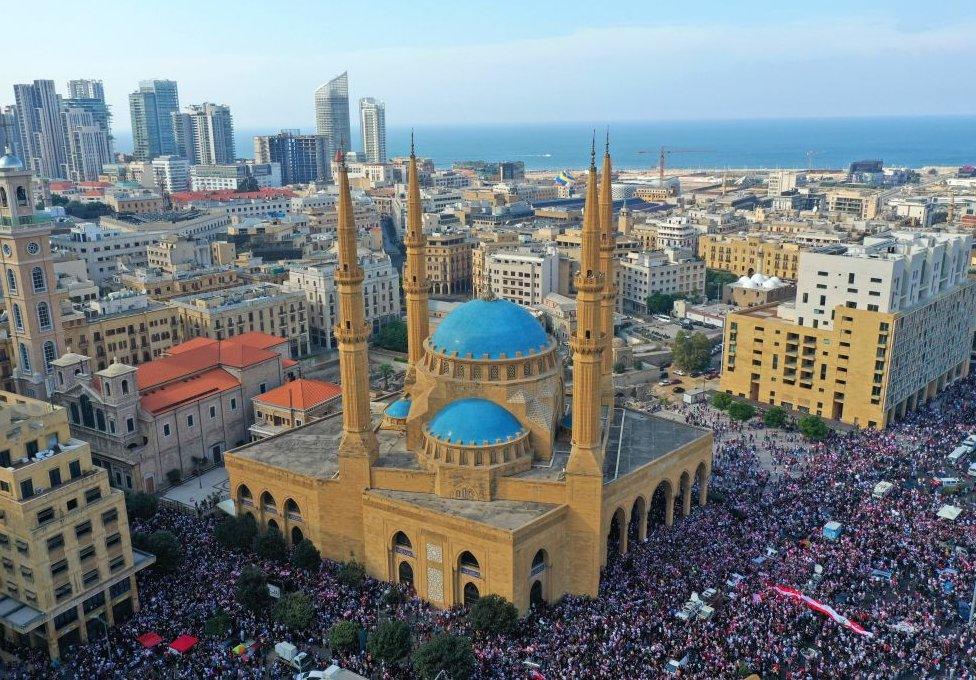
left=938, top=505, right=963, bottom=521
left=168, top=634, right=199, bottom=654
left=137, top=632, right=163, bottom=648
left=217, top=498, right=237, bottom=516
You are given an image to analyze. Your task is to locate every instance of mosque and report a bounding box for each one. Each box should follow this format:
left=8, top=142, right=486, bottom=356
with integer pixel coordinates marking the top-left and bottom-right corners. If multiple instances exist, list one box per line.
left=225, top=139, right=713, bottom=612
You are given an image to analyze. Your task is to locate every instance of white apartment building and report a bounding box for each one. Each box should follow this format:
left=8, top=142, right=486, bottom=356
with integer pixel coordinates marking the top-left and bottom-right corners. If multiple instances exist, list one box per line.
left=485, top=246, right=560, bottom=307
left=190, top=163, right=282, bottom=192
left=51, top=222, right=163, bottom=285
left=151, top=156, right=190, bottom=193
left=789, top=231, right=973, bottom=331
left=767, top=171, right=806, bottom=197
left=63, top=106, right=111, bottom=182
left=285, top=250, right=401, bottom=348
left=650, top=216, right=700, bottom=251
left=616, top=248, right=706, bottom=313
left=172, top=103, right=235, bottom=165
left=359, top=98, right=387, bottom=164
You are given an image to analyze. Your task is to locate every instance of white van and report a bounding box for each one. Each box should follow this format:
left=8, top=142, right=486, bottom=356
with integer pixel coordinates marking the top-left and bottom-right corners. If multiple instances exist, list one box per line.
left=948, top=446, right=969, bottom=463
left=967, top=462, right=976, bottom=477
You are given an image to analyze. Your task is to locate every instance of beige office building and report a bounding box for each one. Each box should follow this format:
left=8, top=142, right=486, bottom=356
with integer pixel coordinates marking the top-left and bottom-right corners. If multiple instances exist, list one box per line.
left=0, top=391, right=152, bottom=660
left=698, top=234, right=803, bottom=280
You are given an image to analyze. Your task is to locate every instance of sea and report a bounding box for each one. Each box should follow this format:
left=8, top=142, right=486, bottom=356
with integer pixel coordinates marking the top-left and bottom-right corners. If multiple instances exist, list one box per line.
left=112, top=116, right=976, bottom=173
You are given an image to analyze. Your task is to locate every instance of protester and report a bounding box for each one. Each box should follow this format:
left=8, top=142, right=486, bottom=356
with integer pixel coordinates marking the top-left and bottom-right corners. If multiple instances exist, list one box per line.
left=10, top=377, right=976, bottom=678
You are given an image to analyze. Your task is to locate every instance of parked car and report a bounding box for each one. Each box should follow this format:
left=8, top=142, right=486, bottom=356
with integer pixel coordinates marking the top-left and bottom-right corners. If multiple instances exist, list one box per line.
left=672, top=386, right=686, bottom=394
left=675, top=369, right=687, bottom=376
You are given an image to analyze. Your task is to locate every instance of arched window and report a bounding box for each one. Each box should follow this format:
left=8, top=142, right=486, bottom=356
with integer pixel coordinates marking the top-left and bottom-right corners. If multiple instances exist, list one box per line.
left=284, top=498, right=301, bottom=519
left=237, top=484, right=252, bottom=505
left=0, top=187, right=7, bottom=207
left=31, top=267, right=45, bottom=292
left=531, top=549, right=548, bottom=575
left=393, top=531, right=412, bottom=553
left=458, top=551, right=480, bottom=573
left=121, top=379, right=129, bottom=395
left=37, top=302, right=51, bottom=330
left=5, top=269, right=15, bottom=293
left=104, top=381, right=111, bottom=396
left=12, top=303, right=23, bottom=331
left=43, top=341, right=56, bottom=374
left=260, top=491, right=276, bottom=512
left=18, top=343, right=30, bottom=372
left=15, top=186, right=27, bottom=206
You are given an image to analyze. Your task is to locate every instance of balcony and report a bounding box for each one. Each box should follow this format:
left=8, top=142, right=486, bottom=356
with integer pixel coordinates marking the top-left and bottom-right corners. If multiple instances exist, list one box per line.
left=9, top=438, right=88, bottom=471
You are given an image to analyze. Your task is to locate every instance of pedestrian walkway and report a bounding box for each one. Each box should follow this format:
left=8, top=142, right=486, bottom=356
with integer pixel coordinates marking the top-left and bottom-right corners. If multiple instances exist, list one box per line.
left=162, top=466, right=229, bottom=509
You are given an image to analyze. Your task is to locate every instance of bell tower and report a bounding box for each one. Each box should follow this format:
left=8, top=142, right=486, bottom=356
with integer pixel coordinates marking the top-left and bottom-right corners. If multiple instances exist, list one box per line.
left=0, top=145, right=65, bottom=398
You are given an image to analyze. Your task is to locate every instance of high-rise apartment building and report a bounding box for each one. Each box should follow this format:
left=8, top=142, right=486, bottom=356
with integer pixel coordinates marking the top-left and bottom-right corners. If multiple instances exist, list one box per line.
left=13, top=80, right=69, bottom=179
left=314, top=72, right=350, bottom=153
left=172, top=103, right=235, bottom=165
left=62, top=106, right=111, bottom=182
left=254, top=131, right=329, bottom=185
left=720, top=231, right=976, bottom=428
left=359, top=97, right=386, bottom=163
left=0, top=106, right=23, bottom=160
left=66, top=79, right=104, bottom=101
left=0, top=390, right=153, bottom=660
left=0, top=148, right=67, bottom=399
left=150, top=155, right=190, bottom=193
left=128, top=80, right=179, bottom=161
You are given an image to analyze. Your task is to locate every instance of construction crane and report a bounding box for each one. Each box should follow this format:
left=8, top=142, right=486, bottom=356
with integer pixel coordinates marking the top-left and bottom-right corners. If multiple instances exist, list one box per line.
left=805, top=150, right=822, bottom=172
left=636, top=146, right=711, bottom=183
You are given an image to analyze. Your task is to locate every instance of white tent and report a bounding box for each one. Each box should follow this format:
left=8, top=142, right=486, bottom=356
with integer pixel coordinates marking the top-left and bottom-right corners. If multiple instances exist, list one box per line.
left=937, top=504, right=962, bottom=521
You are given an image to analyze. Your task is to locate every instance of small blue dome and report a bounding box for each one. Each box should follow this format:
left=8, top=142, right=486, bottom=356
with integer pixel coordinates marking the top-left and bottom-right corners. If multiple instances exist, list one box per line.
left=426, top=398, right=524, bottom=446
left=385, top=398, right=411, bottom=419
left=0, top=153, right=24, bottom=170
left=430, top=299, right=550, bottom=359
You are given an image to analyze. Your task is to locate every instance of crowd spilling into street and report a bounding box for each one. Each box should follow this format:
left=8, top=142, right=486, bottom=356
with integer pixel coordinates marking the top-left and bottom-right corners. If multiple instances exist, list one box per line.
left=8, top=376, right=976, bottom=678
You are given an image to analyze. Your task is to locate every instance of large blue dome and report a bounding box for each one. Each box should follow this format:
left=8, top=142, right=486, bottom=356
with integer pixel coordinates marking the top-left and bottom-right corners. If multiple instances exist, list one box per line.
left=426, top=398, right=524, bottom=446
left=429, top=299, right=550, bottom=359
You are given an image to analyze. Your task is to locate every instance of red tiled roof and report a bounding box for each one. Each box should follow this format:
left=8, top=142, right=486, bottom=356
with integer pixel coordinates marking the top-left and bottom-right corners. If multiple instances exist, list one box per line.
left=136, top=333, right=284, bottom=390
left=49, top=181, right=75, bottom=191
left=253, top=378, right=341, bottom=410
left=140, top=368, right=240, bottom=414
left=282, top=358, right=298, bottom=368
left=232, top=332, right=289, bottom=351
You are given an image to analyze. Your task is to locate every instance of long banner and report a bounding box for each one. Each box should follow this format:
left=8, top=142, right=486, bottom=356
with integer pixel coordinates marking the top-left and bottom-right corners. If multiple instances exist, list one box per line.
left=771, top=585, right=874, bottom=637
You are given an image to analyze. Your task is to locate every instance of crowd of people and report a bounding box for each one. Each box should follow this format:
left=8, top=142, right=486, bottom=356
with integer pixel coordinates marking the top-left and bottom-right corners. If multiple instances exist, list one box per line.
left=8, top=376, right=976, bottom=678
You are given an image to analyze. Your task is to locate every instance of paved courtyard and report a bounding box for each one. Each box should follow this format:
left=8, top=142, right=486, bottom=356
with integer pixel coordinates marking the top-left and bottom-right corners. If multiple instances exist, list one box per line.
left=162, top=466, right=230, bottom=509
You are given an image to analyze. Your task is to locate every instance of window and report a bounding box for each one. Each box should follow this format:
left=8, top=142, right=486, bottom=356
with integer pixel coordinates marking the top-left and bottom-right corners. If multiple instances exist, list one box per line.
left=82, top=569, right=99, bottom=587
left=126, top=417, right=135, bottom=433
left=186, top=414, right=194, bottom=428
left=36, top=507, right=55, bottom=525
left=37, top=302, right=51, bottom=330
left=75, top=520, right=92, bottom=539
left=209, top=405, right=216, bottom=418
left=20, top=479, right=33, bottom=499
left=53, top=607, right=77, bottom=630
left=31, top=267, right=45, bottom=292
left=51, top=559, right=68, bottom=577
left=230, top=398, right=237, bottom=410
left=66, top=498, right=77, bottom=511
left=121, top=379, right=129, bottom=395
left=54, top=583, right=72, bottom=601
left=102, top=508, right=118, bottom=525
left=83, top=591, right=105, bottom=614
left=18, top=343, right=30, bottom=373
left=84, top=487, right=101, bottom=504
left=48, top=467, right=61, bottom=487
left=110, top=577, right=130, bottom=597
left=12, top=304, right=23, bottom=331
left=105, top=532, right=121, bottom=549
left=162, top=423, right=171, bottom=437
left=5, top=269, right=15, bottom=293
left=109, top=555, right=125, bottom=573
left=79, top=544, right=95, bottom=562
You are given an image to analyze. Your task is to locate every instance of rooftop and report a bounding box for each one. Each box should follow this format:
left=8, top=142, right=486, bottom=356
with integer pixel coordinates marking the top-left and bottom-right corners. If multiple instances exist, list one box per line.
left=140, top=368, right=240, bottom=414
left=429, top=299, right=552, bottom=359
left=602, top=408, right=710, bottom=482
left=254, top=378, right=341, bottom=410
left=367, top=489, right=559, bottom=531
left=137, top=334, right=283, bottom=390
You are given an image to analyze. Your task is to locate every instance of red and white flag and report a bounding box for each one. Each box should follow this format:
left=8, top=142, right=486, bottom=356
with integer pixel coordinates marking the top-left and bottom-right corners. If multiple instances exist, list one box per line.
left=771, top=585, right=874, bottom=637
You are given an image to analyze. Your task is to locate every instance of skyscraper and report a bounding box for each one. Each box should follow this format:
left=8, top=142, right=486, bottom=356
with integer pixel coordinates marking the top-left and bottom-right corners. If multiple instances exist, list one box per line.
left=128, top=79, right=179, bottom=161
left=254, top=131, right=329, bottom=185
left=64, top=78, right=113, bottom=158
left=172, top=103, right=235, bottom=165
left=62, top=106, right=111, bottom=181
left=0, top=106, right=22, bottom=160
left=314, top=72, right=350, bottom=153
left=13, top=80, right=69, bottom=178
left=359, top=97, right=387, bottom=163
left=66, top=79, right=105, bottom=101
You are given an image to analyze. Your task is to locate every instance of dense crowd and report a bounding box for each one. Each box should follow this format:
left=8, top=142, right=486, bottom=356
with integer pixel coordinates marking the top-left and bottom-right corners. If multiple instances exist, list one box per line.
left=8, top=377, right=976, bottom=678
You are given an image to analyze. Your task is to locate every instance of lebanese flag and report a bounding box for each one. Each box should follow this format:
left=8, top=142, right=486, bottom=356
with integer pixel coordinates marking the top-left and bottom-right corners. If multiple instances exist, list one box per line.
left=529, top=672, right=546, bottom=680
left=772, top=585, right=874, bottom=637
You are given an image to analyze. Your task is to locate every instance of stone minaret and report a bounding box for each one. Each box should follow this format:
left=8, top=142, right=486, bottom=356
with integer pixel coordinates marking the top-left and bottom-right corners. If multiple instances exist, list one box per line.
left=403, top=133, right=430, bottom=376
left=618, top=200, right=633, bottom=235
left=598, top=133, right=616, bottom=401
left=565, top=138, right=607, bottom=597
left=333, top=149, right=378, bottom=462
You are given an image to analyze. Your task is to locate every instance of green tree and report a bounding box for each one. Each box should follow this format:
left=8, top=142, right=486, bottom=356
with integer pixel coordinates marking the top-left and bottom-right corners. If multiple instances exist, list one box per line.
left=672, top=331, right=712, bottom=372
left=711, top=392, right=733, bottom=411
left=143, top=530, right=182, bottom=572
left=646, top=292, right=679, bottom=315
left=237, top=176, right=260, bottom=192
left=165, top=468, right=182, bottom=486
left=329, top=620, right=361, bottom=654
left=728, top=401, right=756, bottom=422
left=798, top=415, right=830, bottom=441
left=468, top=594, right=518, bottom=636
left=378, top=363, right=395, bottom=390
left=613, top=362, right=625, bottom=374
left=63, top=200, right=113, bottom=220
left=203, top=609, right=232, bottom=638
left=291, top=538, right=321, bottom=572
left=367, top=619, right=412, bottom=666
left=763, top=406, right=788, bottom=428
left=124, top=491, right=159, bottom=521
left=236, top=566, right=271, bottom=613
left=253, top=526, right=287, bottom=561
left=214, top=515, right=257, bottom=553
left=274, top=592, right=315, bottom=630
left=338, top=560, right=366, bottom=588
left=705, top=269, right=737, bottom=300
left=376, top=320, right=408, bottom=353
left=412, top=634, right=475, bottom=680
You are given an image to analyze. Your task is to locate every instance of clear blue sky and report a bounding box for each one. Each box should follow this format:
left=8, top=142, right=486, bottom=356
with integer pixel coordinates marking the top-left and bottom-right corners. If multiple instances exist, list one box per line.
left=3, top=0, right=974, bottom=134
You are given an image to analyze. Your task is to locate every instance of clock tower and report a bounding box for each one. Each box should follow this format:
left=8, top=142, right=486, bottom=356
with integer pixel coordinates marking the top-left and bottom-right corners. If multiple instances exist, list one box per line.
left=0, top=145, right=65, bottom=398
